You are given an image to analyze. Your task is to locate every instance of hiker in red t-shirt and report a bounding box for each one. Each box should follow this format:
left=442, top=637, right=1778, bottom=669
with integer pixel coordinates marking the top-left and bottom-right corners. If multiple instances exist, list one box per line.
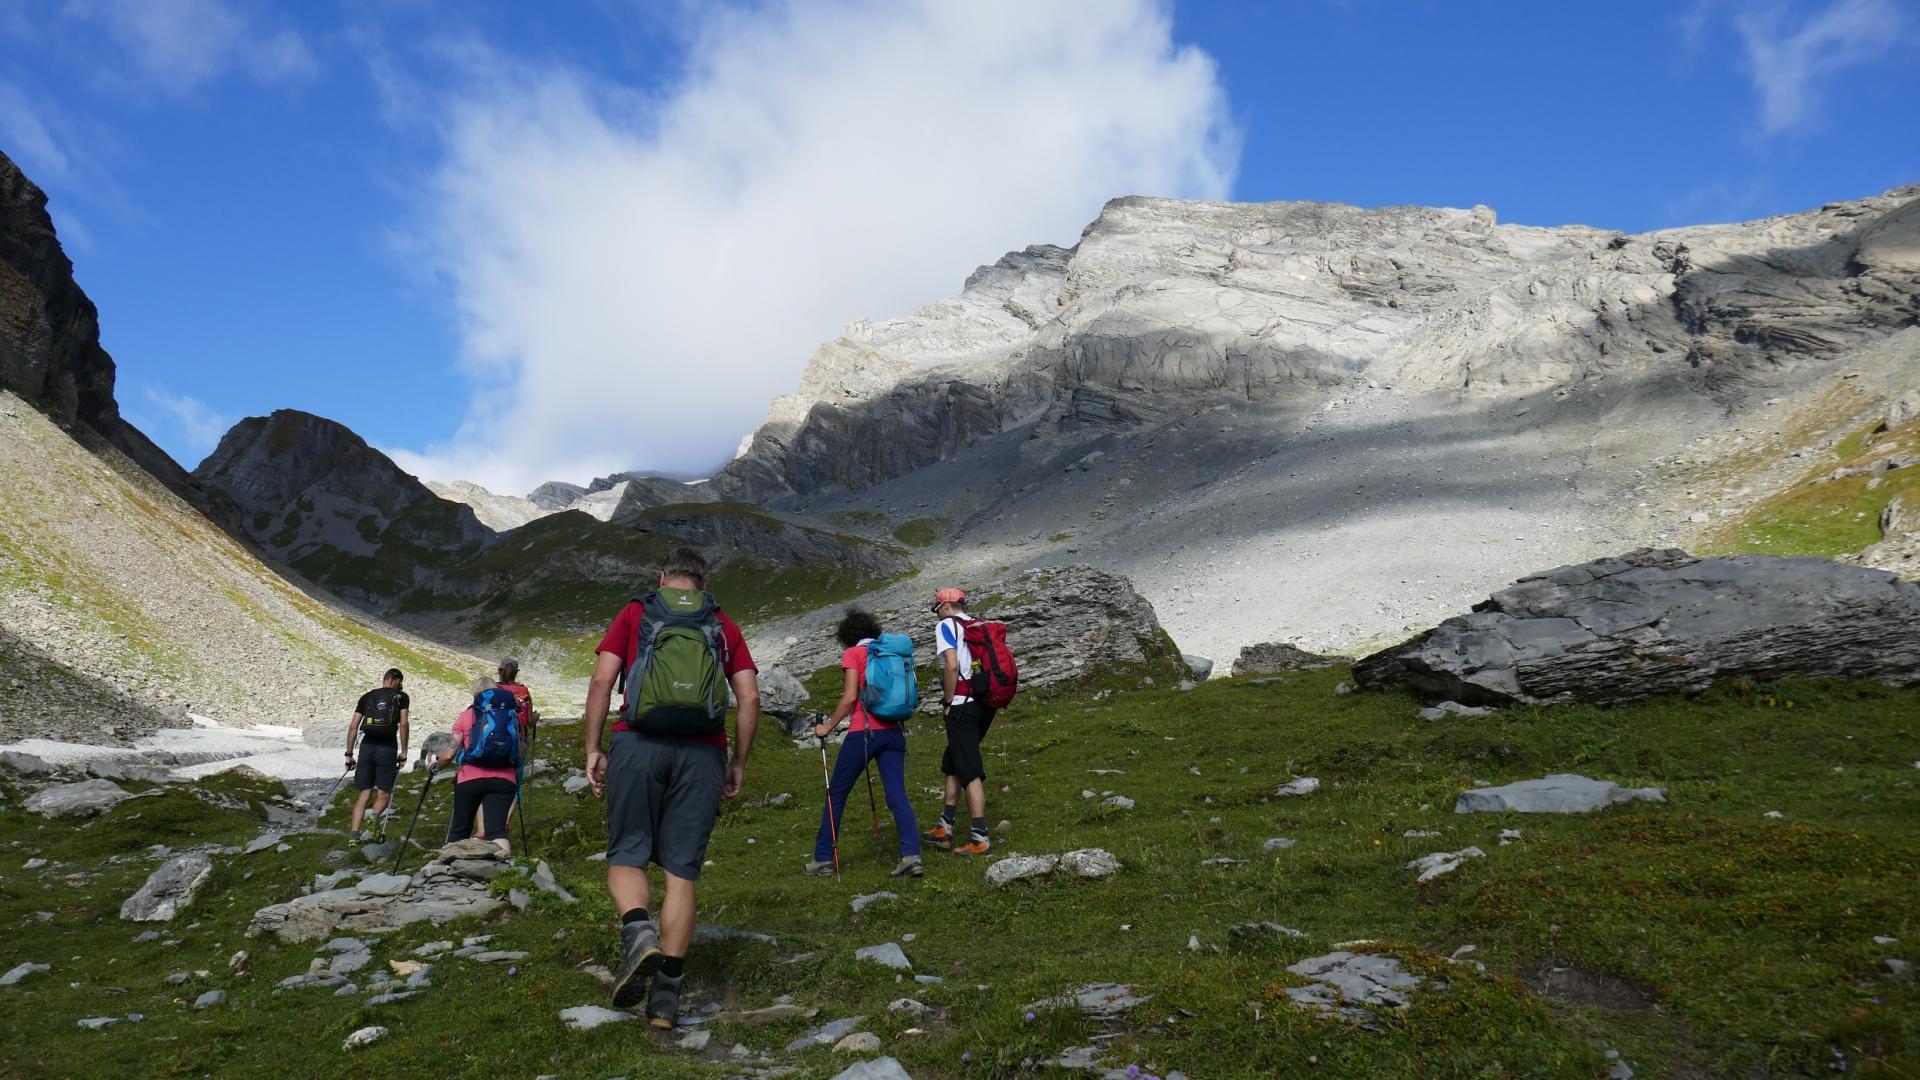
left=583, top=547, right=760, bottom=1030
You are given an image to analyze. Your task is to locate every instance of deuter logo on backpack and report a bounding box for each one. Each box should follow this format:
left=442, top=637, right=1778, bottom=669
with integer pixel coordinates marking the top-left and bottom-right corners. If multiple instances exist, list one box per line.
left=459, top=687, right=523, bottom=768
left=962, top=620, right=1019, bottom=709
left=623, top=588, right=729, bottom=737
left=860, top=633, right=918, bottom=722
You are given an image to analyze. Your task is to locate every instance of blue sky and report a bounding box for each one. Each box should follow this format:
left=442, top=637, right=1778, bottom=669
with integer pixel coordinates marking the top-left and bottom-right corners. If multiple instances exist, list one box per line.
left=3, top=0, right=1915, bottom=492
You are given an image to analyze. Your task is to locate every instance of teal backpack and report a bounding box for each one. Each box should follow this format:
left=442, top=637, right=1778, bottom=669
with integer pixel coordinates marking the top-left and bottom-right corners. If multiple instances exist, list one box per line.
left=859, top=633, right=918, bottom=722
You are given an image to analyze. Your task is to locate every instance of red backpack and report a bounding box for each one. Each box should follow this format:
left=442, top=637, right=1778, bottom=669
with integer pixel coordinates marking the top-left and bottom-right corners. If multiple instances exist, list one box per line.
left=961, top=620, right=1019, bottom=709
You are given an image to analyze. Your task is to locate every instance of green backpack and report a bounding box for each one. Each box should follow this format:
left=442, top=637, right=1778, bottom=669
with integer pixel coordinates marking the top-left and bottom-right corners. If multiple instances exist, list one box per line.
left=620, top=588, right=728, bottom=737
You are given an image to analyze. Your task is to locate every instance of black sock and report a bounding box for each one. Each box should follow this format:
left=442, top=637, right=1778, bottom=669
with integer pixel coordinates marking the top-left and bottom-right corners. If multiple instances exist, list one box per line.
left=659, top=955, right=685, bottom=978
left=621, top=908, right=650, bottom=926
left=940, top=805, right=956, bottom=828
left=970, top=816, right=989, bottom=842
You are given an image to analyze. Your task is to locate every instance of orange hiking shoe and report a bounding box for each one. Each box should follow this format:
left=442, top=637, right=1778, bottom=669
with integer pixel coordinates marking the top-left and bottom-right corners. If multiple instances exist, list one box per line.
left=950, top=839, right=991, bottom=857
left=923, top=824, right=954, bottom=849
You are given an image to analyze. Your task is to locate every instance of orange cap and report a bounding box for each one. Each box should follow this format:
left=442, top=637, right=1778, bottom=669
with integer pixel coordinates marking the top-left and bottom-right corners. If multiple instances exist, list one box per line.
left=930, top=587, right=967, bottom=613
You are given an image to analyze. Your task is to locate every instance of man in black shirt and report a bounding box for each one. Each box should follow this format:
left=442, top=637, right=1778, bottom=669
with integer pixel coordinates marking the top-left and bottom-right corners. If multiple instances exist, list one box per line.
left=345, top=668, right=410, bottom=845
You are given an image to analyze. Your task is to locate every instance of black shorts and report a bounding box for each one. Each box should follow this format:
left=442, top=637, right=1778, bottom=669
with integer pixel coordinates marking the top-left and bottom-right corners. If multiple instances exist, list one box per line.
left=940, top=699, right=996, bottom=785
left=447, top=777, right=517, bottom=842
left=605, top=731, right=726, bottom=881
left=355, top=740, right=398, bottom=792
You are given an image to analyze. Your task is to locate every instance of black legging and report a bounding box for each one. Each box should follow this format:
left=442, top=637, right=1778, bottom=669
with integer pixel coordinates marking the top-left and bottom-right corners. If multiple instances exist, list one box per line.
left=447, top=777, right=517, bottom=842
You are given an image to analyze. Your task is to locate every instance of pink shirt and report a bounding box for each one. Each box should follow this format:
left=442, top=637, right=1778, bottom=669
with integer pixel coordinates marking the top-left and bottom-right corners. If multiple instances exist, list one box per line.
left=843, top=642, right=901, bottom=734
left=450, top=707, right=523, bottom=784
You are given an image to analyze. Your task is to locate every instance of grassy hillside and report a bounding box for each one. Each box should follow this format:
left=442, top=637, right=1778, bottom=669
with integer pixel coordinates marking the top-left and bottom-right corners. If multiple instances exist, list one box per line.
left=0, top=391, right=481, bottom=736
left=1702, top=417, right=1920, bottom=559
left=3, top=667, right=1915, bottom=1078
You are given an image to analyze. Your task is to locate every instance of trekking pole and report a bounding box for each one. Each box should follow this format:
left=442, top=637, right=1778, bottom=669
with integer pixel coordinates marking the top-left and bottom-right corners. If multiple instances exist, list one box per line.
left=390, top=768, right=437, bottom=876
left=321, top=765, right=351, bottom=811
left=818, top=735, right=841, bottom=879
left=518, top=724, right=535, bottom=858
left=861, top=728, right=883, bottom=853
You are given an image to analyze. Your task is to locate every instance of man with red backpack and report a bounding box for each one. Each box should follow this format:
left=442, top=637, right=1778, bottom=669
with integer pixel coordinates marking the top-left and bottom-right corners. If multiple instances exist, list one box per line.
left=924, top=588, right=1016, bottom=856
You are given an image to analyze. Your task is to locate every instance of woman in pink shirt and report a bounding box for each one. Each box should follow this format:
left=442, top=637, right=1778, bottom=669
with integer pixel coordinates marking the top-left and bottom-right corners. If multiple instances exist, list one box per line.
left=804, top=610, right=921, bottom=879
left=436, top=677, right=525, bottom=854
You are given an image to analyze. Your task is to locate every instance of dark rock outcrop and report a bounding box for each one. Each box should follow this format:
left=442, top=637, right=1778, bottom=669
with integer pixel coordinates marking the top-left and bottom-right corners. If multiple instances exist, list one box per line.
left=1352, top=549, right=1920, bottom=704
left=193, top=410, right=493, bottom=603
left=0, top=149, right=199, bottom=498
left=1231, top=642, right=1346, bottom=677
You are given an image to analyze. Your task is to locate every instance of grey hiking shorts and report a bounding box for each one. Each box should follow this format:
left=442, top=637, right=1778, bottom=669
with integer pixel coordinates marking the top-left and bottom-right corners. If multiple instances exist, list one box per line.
left=606, top=730, right=726, bottom=881
left=354, top=740, right=398, bottom=793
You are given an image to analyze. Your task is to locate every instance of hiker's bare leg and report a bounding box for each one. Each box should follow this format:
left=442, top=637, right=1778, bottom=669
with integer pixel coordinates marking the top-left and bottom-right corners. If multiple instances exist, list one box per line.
left=659, top=873, right=697, bottom=957
left=964, top=778, right=986, bottom=819
left=943, top=774, right=960, bottom=806
left=372, top=790, right=392, bottom=816
left=350, top=790, right=372, bottom=831
left=608, top=864, right=652, bottom=915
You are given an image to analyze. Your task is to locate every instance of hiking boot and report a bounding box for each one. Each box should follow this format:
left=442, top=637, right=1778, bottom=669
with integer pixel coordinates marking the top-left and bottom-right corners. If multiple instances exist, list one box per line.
left=802, top=859, right=837, bottom=877
left=890, top=855, right=924, bottom=878
left=950, top=839, right=991, bottom=857
left=646, top=969, right=684, bottom=1029
left=345, top=834, right=362, bottom=849
left=609, top=920, right=663, bottom=1009
left=923, top=824, right=954, bottom=849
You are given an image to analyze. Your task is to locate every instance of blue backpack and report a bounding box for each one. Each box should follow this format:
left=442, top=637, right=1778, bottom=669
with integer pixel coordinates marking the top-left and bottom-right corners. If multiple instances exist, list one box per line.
left=860, top=634, right=918, bottom=722
left=458, top=688, right=523, bottom=768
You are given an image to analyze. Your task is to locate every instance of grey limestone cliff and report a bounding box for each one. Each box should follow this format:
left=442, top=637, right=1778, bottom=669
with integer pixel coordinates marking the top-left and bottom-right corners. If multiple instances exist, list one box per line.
left=717, top=187, right=1920, bottom=503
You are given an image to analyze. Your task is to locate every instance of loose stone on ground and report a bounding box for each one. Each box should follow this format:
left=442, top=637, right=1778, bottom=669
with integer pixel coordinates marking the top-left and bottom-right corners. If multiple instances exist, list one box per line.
left=1455, top=774, right=1666, bottom=814
left=121, top=853, right=214, bottom=922
left=1284, top=951, right=1435, bottom=1026
left=1406, top=847, right=1486, bottom=882
left=559, top=1005, right=636, bottom=1031
left=854, top=943, right=911, bottom=971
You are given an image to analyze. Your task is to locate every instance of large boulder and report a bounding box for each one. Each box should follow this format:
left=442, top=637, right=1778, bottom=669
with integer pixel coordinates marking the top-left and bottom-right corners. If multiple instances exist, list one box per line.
left=25, top=779, right=134, bottom=818
left=763, top=565, right=1186, bottom=693
left=1352, top=549, right=1920, bottom=705
left=121, top=853, right=214, bottom=922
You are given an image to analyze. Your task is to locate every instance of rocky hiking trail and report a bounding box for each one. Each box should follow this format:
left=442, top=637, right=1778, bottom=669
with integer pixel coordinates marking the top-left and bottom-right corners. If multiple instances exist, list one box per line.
left=2, top=661, right=1917, bottom=1078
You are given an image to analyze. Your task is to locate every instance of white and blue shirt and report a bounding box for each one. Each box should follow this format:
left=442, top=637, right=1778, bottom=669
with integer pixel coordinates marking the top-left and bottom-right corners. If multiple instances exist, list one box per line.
left=936, top=616, right=975, bottom=704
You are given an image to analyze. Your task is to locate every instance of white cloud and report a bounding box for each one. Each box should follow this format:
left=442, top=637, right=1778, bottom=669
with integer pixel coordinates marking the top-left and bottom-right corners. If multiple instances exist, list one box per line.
left=1732, top=0, right=1911, bottom=135
left=128, top=386, right=232, bottom=465
left=395, top=0, right=1236, bottom=494
left=0, top=78, right=71, bottom=180
left=62, top=0, right=318, bottom=95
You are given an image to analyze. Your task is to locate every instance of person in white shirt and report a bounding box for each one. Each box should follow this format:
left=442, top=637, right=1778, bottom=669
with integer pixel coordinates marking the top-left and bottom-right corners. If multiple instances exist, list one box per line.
left=925, top=587, right=996, bottom=855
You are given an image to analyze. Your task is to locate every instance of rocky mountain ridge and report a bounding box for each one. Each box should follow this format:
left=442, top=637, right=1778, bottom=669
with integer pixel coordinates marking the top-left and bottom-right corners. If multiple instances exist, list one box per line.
left=717, top=187, right=1920, bottom=503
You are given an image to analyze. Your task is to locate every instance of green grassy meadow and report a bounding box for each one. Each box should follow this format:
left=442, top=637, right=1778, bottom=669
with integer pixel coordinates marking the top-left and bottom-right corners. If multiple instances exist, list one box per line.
left=2, top=669, right=1917, bottom=1078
